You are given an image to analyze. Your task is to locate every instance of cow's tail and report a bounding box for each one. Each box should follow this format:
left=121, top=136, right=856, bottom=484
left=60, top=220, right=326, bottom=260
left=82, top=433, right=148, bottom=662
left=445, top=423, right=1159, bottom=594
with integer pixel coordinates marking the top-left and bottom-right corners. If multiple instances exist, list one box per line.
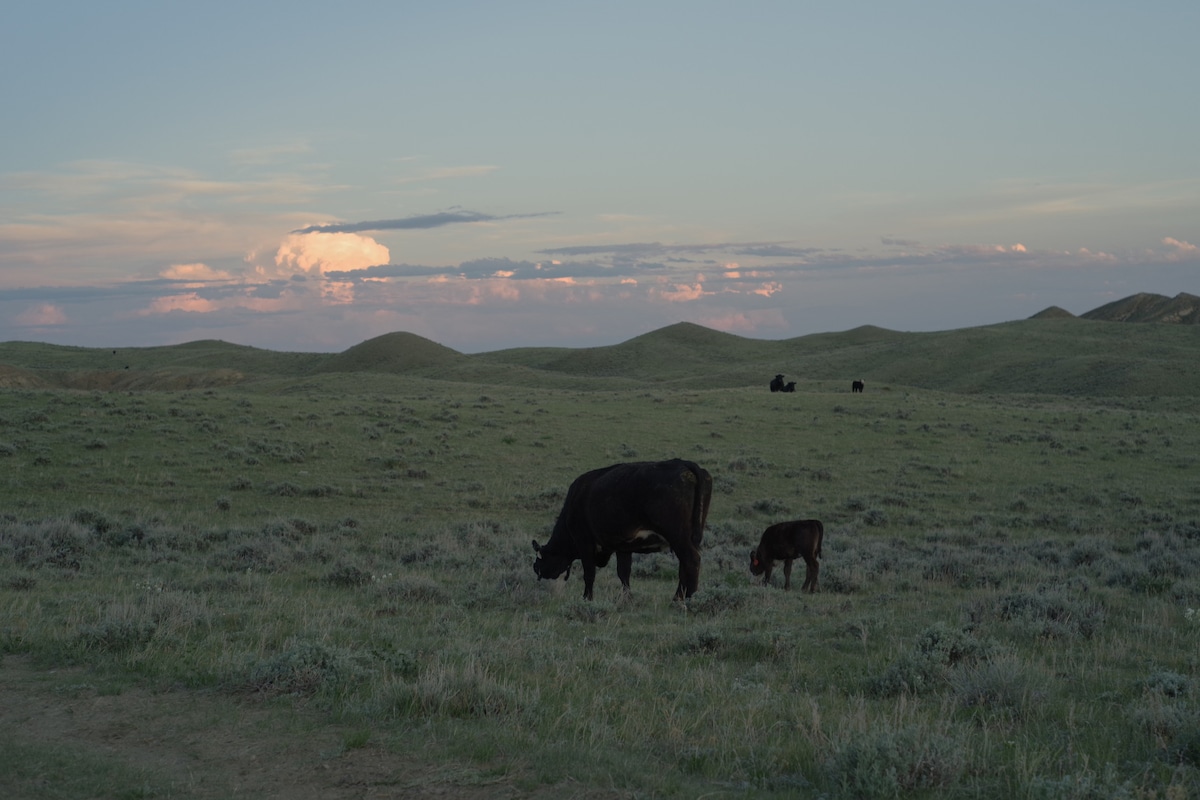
left=688, top=463, right=713, bottom=545
left=814, top=520, right=824, bottom=560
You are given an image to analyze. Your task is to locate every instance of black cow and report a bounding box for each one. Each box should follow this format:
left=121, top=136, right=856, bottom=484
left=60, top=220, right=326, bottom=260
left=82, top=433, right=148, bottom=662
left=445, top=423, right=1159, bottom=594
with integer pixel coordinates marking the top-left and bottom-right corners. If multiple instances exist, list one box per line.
left=782, top=381, right=796, bottom=392
left=851, top=380, right=864, bottom=393
left=749, top=519, right=824, bottom=592
left=769, top=374, right=785, bottom=392
left=532, top=459, right=713, bottom=601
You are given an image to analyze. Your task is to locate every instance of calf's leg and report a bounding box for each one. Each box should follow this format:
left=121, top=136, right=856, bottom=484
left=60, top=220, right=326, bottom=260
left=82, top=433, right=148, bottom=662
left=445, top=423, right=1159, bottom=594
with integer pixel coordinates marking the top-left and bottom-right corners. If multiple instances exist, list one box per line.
left=801, top=555, right=819, bottom=593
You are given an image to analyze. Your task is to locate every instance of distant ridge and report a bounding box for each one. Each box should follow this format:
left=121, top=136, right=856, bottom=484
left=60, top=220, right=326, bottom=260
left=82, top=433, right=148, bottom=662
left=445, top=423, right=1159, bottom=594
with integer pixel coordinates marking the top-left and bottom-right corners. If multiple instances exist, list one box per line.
left=2, top=290, right=1199, bottom=395
left=1029, top=306, right=1076, bottom=320
left=1080, top=292, right=1200, bottom=324
left=316, top=331, right=467, bottom=373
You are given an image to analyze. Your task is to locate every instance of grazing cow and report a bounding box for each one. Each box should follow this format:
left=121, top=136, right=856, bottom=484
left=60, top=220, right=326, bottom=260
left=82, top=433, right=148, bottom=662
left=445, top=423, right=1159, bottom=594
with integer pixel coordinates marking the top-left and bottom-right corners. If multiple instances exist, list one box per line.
left=532, top=459, right=713, bottom=601
left=749, top=519, right=824, bottom=592
left=851, top=379, right=864, bottom=393
left=782, top=381, right=796, bottom=393
left=769, top=374, right=785, bottom=392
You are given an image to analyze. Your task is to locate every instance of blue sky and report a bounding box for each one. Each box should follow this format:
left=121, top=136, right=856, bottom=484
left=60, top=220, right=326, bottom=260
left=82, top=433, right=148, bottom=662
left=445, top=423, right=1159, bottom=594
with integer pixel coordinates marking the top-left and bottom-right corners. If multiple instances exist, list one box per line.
left=2, top=1, right=1196, bottom=353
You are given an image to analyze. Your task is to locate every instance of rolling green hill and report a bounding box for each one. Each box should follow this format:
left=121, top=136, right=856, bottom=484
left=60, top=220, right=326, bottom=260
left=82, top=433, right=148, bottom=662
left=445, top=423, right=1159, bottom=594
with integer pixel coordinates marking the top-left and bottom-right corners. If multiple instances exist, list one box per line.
left=1, top=294, right=1197, bottom=395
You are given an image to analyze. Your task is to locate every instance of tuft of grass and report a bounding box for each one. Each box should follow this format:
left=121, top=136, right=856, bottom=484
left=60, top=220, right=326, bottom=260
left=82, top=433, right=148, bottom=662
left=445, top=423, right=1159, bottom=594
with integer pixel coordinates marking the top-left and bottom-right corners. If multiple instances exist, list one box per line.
left=824, top=726, right=966, bottom=798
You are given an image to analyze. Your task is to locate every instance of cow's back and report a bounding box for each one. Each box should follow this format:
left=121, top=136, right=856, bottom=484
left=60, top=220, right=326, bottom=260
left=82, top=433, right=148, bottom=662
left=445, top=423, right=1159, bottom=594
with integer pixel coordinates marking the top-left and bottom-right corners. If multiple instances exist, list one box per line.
left=585, top=459, right=708, bottom=537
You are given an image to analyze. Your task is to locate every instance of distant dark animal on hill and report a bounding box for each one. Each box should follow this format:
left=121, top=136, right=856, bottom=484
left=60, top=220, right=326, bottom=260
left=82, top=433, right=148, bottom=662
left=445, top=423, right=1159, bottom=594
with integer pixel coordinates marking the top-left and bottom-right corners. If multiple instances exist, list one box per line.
left=532, top=459, right=712, bottom=601
left=782, top=381, right=796, bottom=392
left=750, top=519, right=824, bottom=592
left=769, top=374, right=785, bottom=392
left=851, top=380, right=864, bottom=393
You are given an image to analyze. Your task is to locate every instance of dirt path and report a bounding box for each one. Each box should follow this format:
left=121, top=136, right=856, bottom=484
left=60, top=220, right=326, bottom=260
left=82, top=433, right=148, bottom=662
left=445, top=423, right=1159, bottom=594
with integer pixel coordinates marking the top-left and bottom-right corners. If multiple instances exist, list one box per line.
left=0, top=656, right=558, bottom=799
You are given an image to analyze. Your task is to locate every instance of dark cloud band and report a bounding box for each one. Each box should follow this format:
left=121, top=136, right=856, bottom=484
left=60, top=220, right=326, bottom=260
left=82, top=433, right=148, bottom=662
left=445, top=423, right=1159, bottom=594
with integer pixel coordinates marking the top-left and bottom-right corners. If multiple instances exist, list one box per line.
left=292, top=210, right=556, bottom=235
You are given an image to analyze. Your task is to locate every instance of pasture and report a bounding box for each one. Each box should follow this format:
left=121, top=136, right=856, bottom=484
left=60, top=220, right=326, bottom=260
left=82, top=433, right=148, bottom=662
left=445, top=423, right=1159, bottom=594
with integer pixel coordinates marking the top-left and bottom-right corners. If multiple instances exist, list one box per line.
left=2, top=325, right=1200, bottom=798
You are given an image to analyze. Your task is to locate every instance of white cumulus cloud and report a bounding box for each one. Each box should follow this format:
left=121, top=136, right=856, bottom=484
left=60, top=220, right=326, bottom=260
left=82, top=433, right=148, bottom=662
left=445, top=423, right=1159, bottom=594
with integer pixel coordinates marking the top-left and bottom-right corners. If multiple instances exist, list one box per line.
left=266, top=232, right=390, bottom=277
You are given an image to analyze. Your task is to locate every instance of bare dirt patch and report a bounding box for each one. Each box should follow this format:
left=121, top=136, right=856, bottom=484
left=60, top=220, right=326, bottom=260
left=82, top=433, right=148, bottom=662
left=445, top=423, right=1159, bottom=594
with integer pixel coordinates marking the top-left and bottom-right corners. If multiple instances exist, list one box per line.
left=0, top=656, right=585, bottom=799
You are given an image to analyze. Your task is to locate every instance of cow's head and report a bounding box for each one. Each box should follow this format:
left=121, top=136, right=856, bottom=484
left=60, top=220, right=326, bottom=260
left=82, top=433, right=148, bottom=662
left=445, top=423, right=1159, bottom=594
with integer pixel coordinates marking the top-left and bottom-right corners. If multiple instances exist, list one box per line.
left=532, top=539, right=572, bottom=582
left=748, top=548, right=766, bottom=576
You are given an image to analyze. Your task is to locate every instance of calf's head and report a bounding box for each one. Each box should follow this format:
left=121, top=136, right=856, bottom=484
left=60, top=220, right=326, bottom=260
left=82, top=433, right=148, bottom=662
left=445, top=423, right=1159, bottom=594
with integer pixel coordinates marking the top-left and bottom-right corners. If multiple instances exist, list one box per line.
left=532, top=539, right=572, bottom=582
left=749, top=548, right=768, bottom=576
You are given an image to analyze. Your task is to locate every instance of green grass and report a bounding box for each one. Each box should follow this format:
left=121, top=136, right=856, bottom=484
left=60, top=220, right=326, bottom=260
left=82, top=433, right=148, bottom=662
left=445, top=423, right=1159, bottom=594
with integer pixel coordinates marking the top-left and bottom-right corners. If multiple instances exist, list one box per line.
left=2, top=324, right=1200, bottom=797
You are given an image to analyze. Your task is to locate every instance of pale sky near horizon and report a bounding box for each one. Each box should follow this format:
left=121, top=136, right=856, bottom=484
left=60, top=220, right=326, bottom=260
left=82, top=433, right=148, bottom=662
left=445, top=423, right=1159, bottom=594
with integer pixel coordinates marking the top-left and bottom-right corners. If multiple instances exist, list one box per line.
left=2, top=1, right=1197, bottom=353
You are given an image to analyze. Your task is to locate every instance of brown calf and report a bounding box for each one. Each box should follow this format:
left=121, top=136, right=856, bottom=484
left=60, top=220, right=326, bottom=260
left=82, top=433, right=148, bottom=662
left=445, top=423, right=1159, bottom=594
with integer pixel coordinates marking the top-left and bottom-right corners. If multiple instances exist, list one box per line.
left=749, top=519, right=823, bottom=592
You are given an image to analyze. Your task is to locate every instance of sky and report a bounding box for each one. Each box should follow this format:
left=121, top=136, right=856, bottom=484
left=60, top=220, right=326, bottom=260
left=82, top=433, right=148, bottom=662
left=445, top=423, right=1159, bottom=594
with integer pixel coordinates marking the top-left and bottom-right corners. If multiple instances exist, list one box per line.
left=2, top=1, right=1197, bottom=354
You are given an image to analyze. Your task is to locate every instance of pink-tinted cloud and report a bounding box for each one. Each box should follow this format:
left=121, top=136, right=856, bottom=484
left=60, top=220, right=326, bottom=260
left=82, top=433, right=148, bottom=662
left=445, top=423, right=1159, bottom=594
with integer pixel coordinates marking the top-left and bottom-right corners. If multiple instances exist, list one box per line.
left=751, top=282, right=784, bottom=297
left=159, top=262, right=235, bottom=282
left=266, top=232, right=390, bottom=277
left=653, top=273, right=710, bottom=302
left=142, top=293, right=219, bottom=315
left=1078, top=248, right=1118, bottom=262
left=14, top=304, right=67, bottom=326
left=1163, top=237, right=1198, bottom=261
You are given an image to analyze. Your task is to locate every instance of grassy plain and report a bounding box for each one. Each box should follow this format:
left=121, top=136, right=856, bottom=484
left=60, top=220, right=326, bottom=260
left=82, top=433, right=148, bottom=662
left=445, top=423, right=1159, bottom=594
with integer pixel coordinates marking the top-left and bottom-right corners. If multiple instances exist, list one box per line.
left=2, top=320, right=1200, bottom=798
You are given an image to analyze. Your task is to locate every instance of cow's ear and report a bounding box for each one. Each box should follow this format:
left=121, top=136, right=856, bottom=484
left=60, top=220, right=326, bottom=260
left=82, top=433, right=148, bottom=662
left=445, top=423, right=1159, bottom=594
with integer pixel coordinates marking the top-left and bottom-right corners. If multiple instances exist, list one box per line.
left=532, top=539, right=541, bottom=552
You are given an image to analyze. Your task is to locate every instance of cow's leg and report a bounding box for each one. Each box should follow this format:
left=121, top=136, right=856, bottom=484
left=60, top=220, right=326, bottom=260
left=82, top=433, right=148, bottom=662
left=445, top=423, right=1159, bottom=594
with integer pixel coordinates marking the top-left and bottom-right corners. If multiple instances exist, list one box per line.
left=762, top=562, right=773, bottom=587
left=782, top=559, right=793, bottom=590
left=802, top=556, right=819, bottom=593
left=616, top=551, right=633, bottom=595
left=580, top=555, right=597, bottom=601
left=674, top=543, right=702, bottom=600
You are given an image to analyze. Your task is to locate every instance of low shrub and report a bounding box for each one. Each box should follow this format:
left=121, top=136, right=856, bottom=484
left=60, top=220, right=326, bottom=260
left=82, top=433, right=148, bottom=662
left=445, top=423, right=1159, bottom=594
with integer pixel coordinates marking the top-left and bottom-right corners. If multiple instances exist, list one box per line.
left=686, top=584, right=749, bottom=615
left=951, top=656, right=1046, bottom=721
left=825, top=726, right=966, bottom=797
left=869, top=623, right=997, bottom=697
left=235, top=639, right=372, bottom=698
left=991, top=588, right=1106, bottom=639
left=386, top=657, right=527, bottom=719
left=375, top=574, right=450, bottom=604
left=323, top=563, right=372, bottom=588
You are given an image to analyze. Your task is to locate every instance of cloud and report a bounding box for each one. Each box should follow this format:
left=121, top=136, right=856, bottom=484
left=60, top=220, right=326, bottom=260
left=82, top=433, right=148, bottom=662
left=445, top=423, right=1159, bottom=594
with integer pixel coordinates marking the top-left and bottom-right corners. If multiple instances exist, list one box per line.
left=292, top=210, right=557, bottom=235
left=268, top=232, right=390, bottom=277
left=159, top=263, right=235, bottom=281
left=14, top=304, right=67, bottom=326
left=653, top=274, right=710, bottom=302
left=536, top=240, right=828, bottom=264
left=751, top=282, right=784, bottom=297
left=1163, top=237, right=1198, bottom=261
left=732, top=244, right=826, bottom=258
left=142, top=293, right=219, bottom=315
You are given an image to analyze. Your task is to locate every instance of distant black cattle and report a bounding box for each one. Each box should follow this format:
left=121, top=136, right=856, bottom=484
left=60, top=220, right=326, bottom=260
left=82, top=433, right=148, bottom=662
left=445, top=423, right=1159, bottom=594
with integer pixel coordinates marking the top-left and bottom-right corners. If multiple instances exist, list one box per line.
left=769, top=374, right=785, bottom=392
left=532, top=459, right=713, bottom=601
left=750, top=519, right=824, bottom=592
left=782, top=381, right=796, bottom=392
left=851, top=380, right=865, bottom=393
